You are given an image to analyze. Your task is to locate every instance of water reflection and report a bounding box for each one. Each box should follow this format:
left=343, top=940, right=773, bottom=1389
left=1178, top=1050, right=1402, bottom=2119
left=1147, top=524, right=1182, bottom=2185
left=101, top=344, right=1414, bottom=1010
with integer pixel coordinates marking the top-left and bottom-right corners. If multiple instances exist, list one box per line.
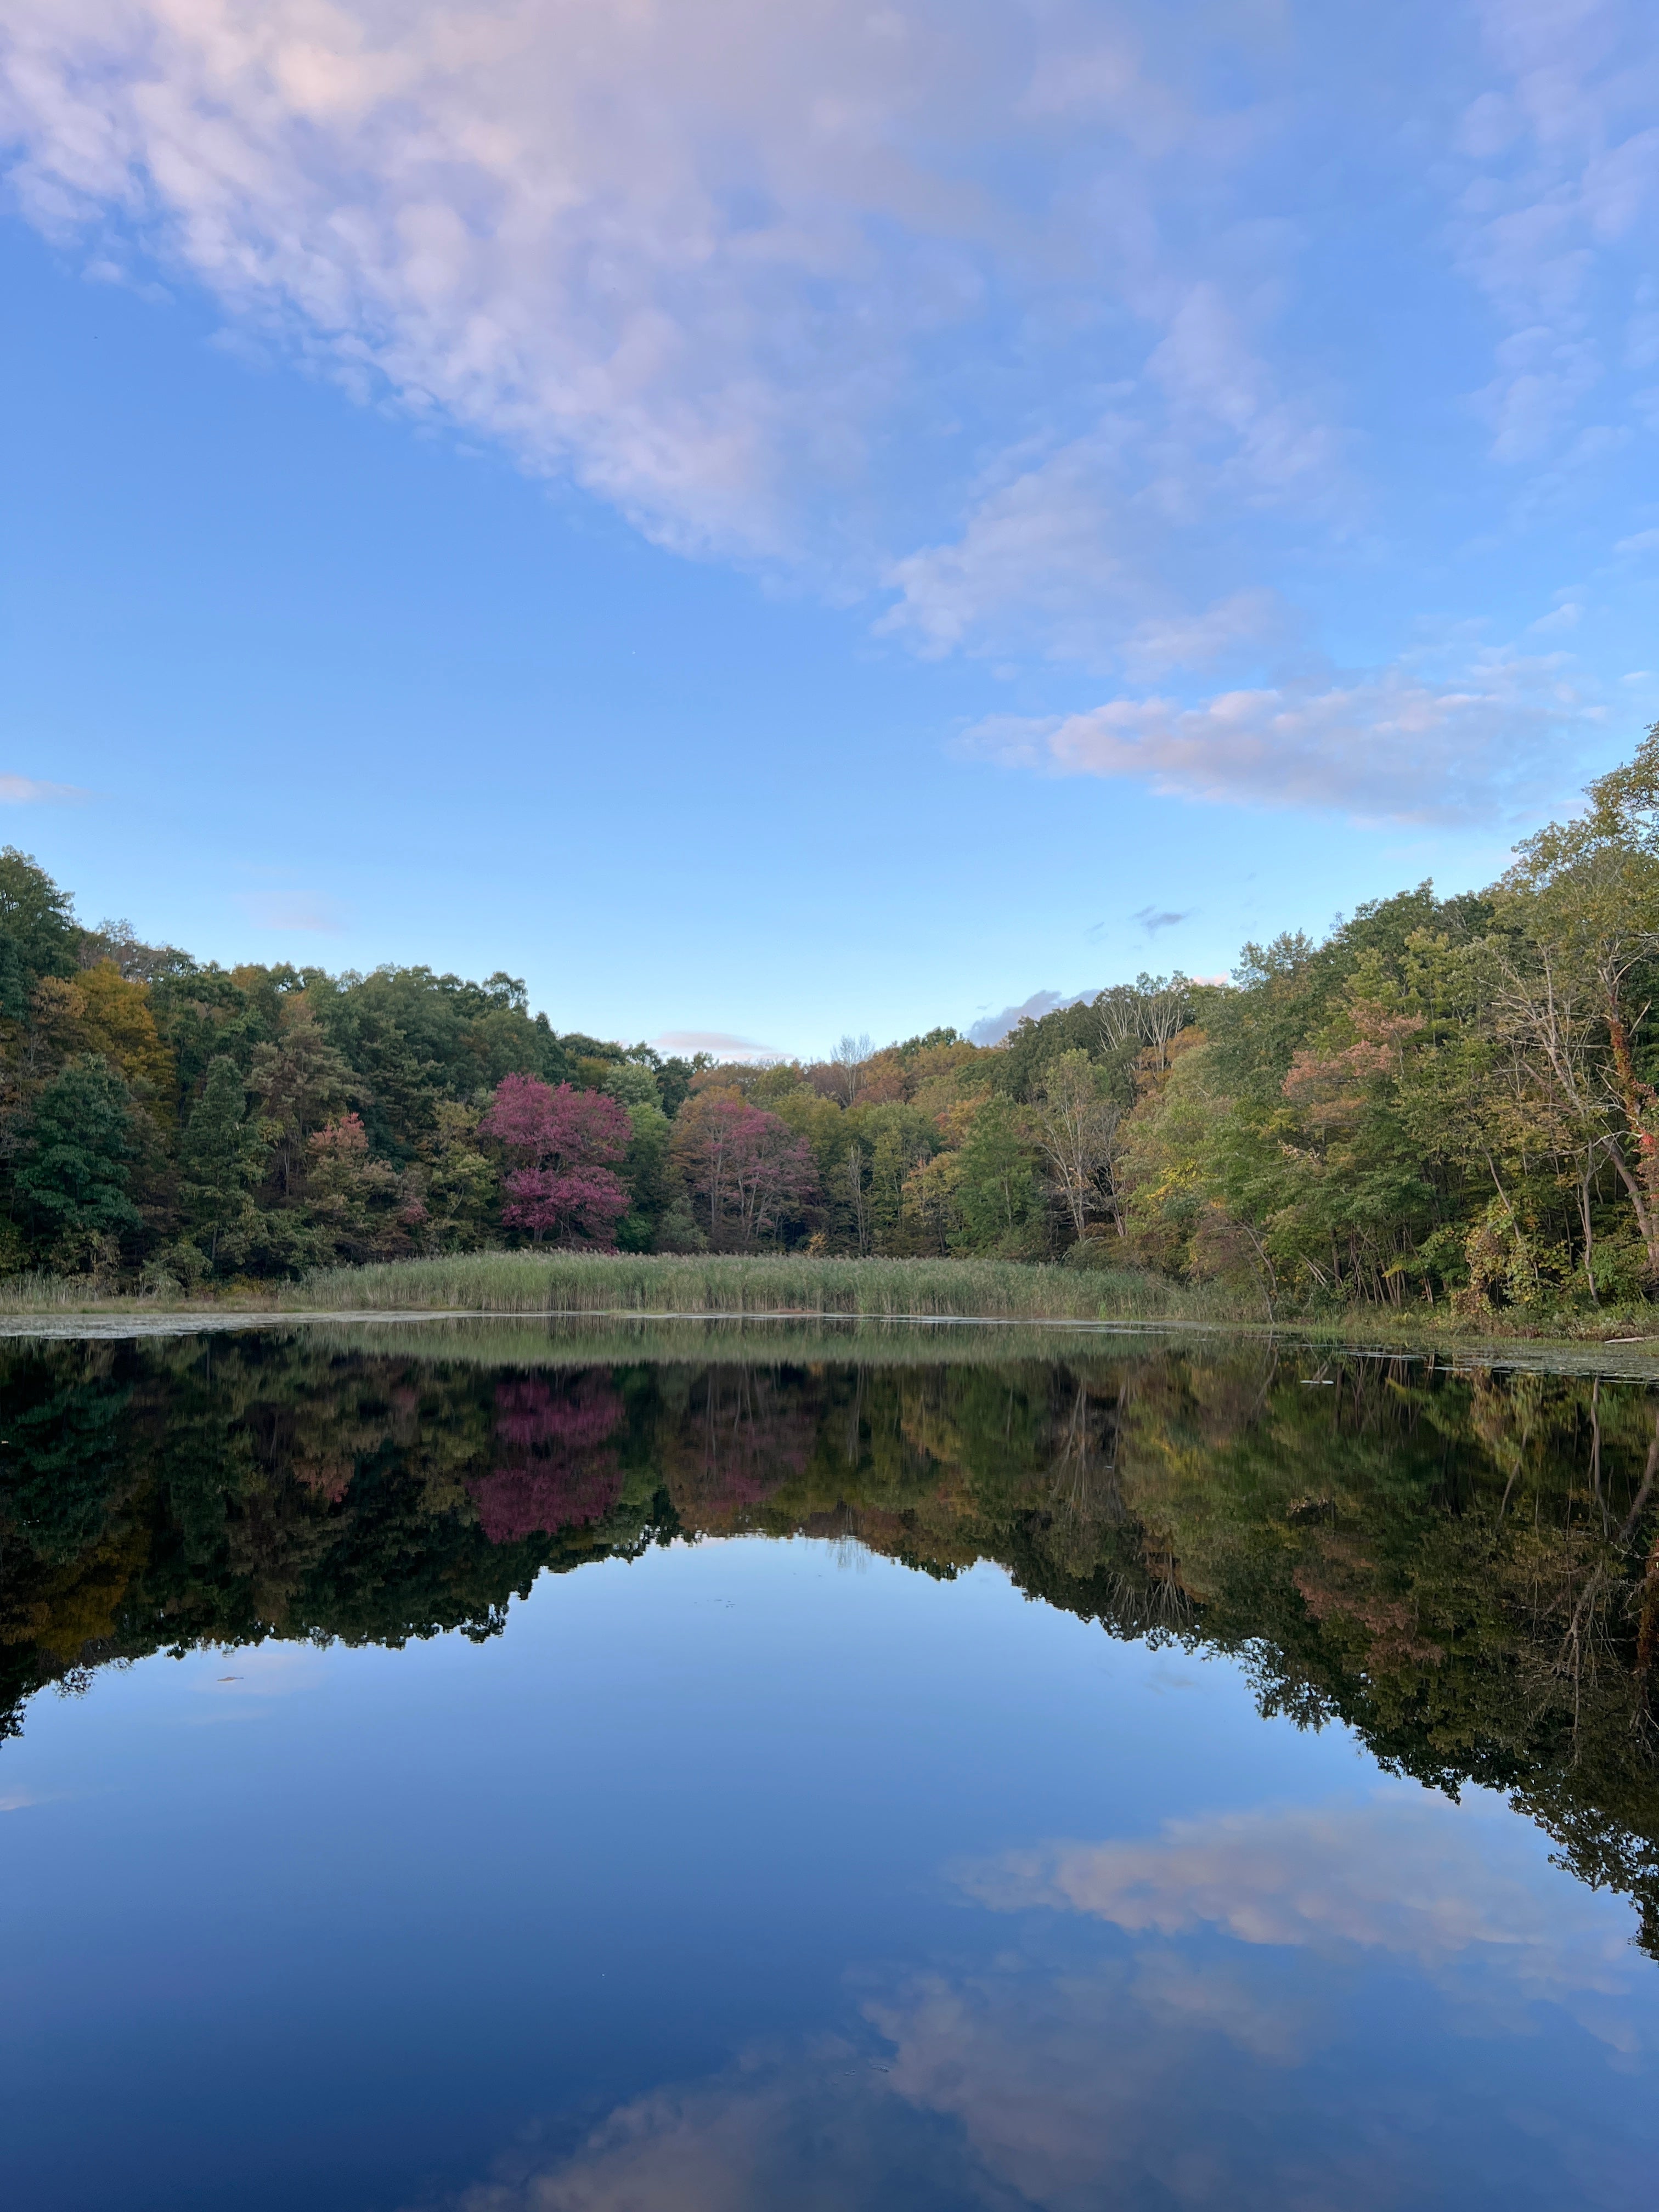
left=6, top=1330, right=1658, bottom=1945
left=441, top=1782, right=1647, bottom=2212
left=4, top=1326, right=1659, bottom=2208
left=452, top=1783, right=1646, bottom=2212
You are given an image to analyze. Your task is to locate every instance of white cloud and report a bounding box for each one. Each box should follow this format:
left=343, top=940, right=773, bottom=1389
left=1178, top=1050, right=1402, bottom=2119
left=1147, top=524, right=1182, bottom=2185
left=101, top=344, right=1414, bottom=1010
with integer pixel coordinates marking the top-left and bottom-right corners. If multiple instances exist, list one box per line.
left=1144, top=283, right=1342, bottom=504
left=1529, top=594, right=1584, bottom=631
left=1453, top=2, right=1659, bottom=466
left=879, top=380, right=1330, bottom=672
left=0, top=0, right=965, bottom=560
left=0, top=773, right=87, bottom=802
left=0, top=0, right=1261, bottom=574
left=2, top=2, right=1651, bottom=838
left=1120, top=590, right=1287, bottom=681
left=445, top=2047, right=1002, bottom=2212
left=650, top=1029, right=779, bottom=1063
left=956, top=1788, right=1640, bottom=2011
left=437, top=1785, right=1644, bottom=2212
left=881, top=422, right=1143, bottom=661
left=454, top=2068, right=803, bottom=2211
left=0, top=5, right=1335, bottom=608
left=960, top=647, right=1601, bottom=825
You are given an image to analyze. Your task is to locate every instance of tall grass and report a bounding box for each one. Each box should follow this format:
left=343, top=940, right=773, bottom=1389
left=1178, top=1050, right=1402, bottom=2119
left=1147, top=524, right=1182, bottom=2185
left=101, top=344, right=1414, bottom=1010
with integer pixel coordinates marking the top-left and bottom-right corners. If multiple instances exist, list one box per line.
left=284, top=1250, right=1242, bottom=1323
left=8, top=1251, right=1659, bottom=1380
left=0, top=1269, right=229, bottom=1316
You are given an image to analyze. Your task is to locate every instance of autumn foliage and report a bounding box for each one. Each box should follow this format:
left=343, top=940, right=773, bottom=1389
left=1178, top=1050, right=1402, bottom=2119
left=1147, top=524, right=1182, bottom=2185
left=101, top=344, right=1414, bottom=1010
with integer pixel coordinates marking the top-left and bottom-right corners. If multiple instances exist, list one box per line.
left=22, top=725, right=1659, bottom=1313
left=480, top=1073, right=631, bottom=1247
left=669, top=1092, right=818, bottom=1251
left=467, top=1374, right=625, bottom=1542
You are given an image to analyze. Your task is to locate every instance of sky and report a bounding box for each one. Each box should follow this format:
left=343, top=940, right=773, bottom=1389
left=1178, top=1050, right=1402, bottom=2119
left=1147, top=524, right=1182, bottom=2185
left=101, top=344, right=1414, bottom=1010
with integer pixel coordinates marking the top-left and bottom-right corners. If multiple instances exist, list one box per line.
left=3, top=1, right=1658, bottom=1058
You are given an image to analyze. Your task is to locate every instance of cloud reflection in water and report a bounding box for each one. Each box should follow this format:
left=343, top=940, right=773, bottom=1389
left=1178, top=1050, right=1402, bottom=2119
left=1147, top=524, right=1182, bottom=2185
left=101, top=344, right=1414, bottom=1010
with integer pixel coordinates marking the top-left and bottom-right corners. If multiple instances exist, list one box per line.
left=445, top=1787, right=1653, bottom=2212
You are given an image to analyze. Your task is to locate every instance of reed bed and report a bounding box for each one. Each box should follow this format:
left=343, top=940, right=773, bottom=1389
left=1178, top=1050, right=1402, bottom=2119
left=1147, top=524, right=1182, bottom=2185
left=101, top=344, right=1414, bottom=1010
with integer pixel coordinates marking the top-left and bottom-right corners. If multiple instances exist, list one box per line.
left=0, top=1269, right=240, bottom=1316
left=283, top=1250, right=1237, bottom=1323
left=7, top=1252, right=1659, bottom=1380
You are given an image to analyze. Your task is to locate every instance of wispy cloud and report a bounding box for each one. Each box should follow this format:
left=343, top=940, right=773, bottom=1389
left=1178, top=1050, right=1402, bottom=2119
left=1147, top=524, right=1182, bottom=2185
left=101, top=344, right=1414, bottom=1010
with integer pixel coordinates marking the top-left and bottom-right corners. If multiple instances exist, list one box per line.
left=0, top=5, right=1325, bottom=594
left=2, top=2, right=1654, bottom=834
left=1451, top=2, right=1659, bottom=473
left=442, top=1785, right=1645, bottom=2212
left=961, top=648, right=1601, bottom=826
left=651, top=1029, right=779, bottom=1063
left=0, top=773, right=87, bottom=803
left=955, top=1790, right=1637, bottom=2007
left=880, top=436, right=1316, bottom=675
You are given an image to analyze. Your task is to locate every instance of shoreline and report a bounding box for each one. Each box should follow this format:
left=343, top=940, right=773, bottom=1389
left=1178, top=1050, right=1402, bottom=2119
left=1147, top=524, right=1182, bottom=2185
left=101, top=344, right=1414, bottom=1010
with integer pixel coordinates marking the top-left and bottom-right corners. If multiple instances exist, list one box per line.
left=5, top=1299, right=1659, bottom=1378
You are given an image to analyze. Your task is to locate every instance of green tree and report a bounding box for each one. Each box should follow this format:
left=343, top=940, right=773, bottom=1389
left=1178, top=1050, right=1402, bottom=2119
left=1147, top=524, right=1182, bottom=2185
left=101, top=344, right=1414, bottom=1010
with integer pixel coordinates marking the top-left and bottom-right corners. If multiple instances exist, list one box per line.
left=1492, top=726, right=1659, bottom=1275
left=614, top=1098, right=674, bottom=1251
left=13, top=1056, right=142, bottom=1265
left=950, top=1099, right=1042, bottom=1255
left=303, top=1113, right=414, bottom=1263
left=247, top=1005, right=358, bottom=1197
left=0, top=848, right=80, bottom=1023
left=411, top=1099, right=498, bottom=1251
left=176, top=1055, right=262, bottom=1268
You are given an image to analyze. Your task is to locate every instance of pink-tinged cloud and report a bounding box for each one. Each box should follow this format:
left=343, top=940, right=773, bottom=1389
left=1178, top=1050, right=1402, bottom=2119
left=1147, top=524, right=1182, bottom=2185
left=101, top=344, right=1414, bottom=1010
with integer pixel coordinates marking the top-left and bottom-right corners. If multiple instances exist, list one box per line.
left=651, top=1030, right=781, bottom=1064
left=0, top=774, right=87, bottom=803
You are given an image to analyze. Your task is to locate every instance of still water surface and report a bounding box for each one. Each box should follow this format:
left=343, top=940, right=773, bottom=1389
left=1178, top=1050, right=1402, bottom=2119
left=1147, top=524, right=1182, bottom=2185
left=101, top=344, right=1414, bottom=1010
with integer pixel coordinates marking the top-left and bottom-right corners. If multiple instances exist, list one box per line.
left=3, top=1323, right=1658, bottom=2209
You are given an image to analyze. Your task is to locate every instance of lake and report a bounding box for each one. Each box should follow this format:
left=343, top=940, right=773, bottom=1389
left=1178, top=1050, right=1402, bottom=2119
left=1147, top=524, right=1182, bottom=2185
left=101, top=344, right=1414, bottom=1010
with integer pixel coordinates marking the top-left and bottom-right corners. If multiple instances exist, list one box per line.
left=3, top=1321, right=1658, bottom=2210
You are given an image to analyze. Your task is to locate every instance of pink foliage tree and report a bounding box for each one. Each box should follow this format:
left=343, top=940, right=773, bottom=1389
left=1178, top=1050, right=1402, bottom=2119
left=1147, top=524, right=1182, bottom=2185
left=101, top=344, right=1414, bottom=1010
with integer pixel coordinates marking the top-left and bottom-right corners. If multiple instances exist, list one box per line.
left=480, top=1073, right=631, bottom=1246
left=669, top=1093, right=818, bottom=1250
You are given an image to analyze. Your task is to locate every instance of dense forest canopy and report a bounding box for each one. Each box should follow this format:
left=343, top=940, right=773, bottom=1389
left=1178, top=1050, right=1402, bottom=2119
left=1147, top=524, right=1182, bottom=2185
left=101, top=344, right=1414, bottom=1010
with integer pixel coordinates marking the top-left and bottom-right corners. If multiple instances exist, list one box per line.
left=11, top=727, right=1659, bottom=1312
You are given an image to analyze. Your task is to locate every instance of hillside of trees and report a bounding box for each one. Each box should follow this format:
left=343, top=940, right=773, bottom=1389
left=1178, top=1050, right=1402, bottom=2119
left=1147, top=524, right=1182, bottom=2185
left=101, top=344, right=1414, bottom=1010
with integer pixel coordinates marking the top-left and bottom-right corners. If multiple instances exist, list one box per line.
left=9, top=729, right=1659, bottom=1314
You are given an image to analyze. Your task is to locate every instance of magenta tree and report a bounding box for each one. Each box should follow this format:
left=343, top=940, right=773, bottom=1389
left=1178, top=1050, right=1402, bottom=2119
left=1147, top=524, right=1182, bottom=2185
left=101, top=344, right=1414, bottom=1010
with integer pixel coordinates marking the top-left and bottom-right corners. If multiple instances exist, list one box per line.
left=480, top=1073, right=631, bottom=1246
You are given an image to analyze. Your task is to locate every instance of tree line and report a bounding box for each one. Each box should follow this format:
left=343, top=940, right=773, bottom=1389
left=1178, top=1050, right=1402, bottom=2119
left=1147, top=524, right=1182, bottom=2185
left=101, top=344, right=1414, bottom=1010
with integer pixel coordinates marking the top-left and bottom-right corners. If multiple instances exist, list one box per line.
left=9, top=727, right=1659, bottom=1310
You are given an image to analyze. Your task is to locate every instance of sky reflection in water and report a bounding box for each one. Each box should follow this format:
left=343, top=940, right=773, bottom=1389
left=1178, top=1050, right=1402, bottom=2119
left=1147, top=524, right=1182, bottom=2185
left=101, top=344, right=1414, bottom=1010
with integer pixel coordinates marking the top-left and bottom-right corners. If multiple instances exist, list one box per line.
left=2, top=1334, right=1657, bottom=2210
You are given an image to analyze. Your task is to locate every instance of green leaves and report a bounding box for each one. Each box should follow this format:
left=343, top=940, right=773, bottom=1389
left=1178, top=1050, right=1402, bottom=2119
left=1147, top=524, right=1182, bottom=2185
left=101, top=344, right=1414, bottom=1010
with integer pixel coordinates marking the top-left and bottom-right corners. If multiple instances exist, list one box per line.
left=13, top=1054, right=142, bottom=1265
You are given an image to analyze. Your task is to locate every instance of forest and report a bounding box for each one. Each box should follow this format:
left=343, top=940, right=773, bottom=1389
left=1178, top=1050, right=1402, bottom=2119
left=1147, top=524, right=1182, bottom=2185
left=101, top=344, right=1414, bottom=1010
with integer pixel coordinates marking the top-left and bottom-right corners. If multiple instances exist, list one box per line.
left=9, top=727, right=1659, bottom=1316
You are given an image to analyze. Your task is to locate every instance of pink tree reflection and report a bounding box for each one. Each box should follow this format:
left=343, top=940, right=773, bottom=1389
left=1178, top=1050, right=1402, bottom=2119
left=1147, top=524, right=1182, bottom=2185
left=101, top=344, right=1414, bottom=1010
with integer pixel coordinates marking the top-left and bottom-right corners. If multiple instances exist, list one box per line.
left=468, top=1374, right=625, bottom=1542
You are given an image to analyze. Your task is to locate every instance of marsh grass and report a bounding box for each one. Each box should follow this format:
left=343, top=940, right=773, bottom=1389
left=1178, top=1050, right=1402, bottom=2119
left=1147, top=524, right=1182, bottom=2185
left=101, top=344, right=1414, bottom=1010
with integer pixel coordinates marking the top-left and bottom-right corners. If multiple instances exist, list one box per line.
left=283, top=1251, right=1239, bottom=1323
left=0, top=1269, right=228, bottom=1315
left=7, top=1250, right=1659, bottom=1379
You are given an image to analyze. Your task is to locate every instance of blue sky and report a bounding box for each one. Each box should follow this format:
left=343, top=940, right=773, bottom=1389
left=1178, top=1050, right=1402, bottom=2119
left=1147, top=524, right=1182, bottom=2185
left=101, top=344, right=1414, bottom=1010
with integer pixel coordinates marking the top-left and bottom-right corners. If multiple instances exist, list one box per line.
left=3, top=1, right=1658, bottom=1057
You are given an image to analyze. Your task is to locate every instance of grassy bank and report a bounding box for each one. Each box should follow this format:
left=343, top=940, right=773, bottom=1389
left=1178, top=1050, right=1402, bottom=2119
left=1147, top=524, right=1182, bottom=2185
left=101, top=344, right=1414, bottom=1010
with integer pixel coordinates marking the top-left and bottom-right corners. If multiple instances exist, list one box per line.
left=287, top=1251, right=1241, bottom=1322
left=5, top=1251, right=1659, bottom=1378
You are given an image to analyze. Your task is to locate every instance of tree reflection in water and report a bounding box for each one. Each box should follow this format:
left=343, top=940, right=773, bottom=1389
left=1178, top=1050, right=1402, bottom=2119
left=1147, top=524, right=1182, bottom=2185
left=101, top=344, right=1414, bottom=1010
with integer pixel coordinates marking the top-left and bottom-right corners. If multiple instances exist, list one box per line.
left=3, top=1330, right=1658, bottom=1949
